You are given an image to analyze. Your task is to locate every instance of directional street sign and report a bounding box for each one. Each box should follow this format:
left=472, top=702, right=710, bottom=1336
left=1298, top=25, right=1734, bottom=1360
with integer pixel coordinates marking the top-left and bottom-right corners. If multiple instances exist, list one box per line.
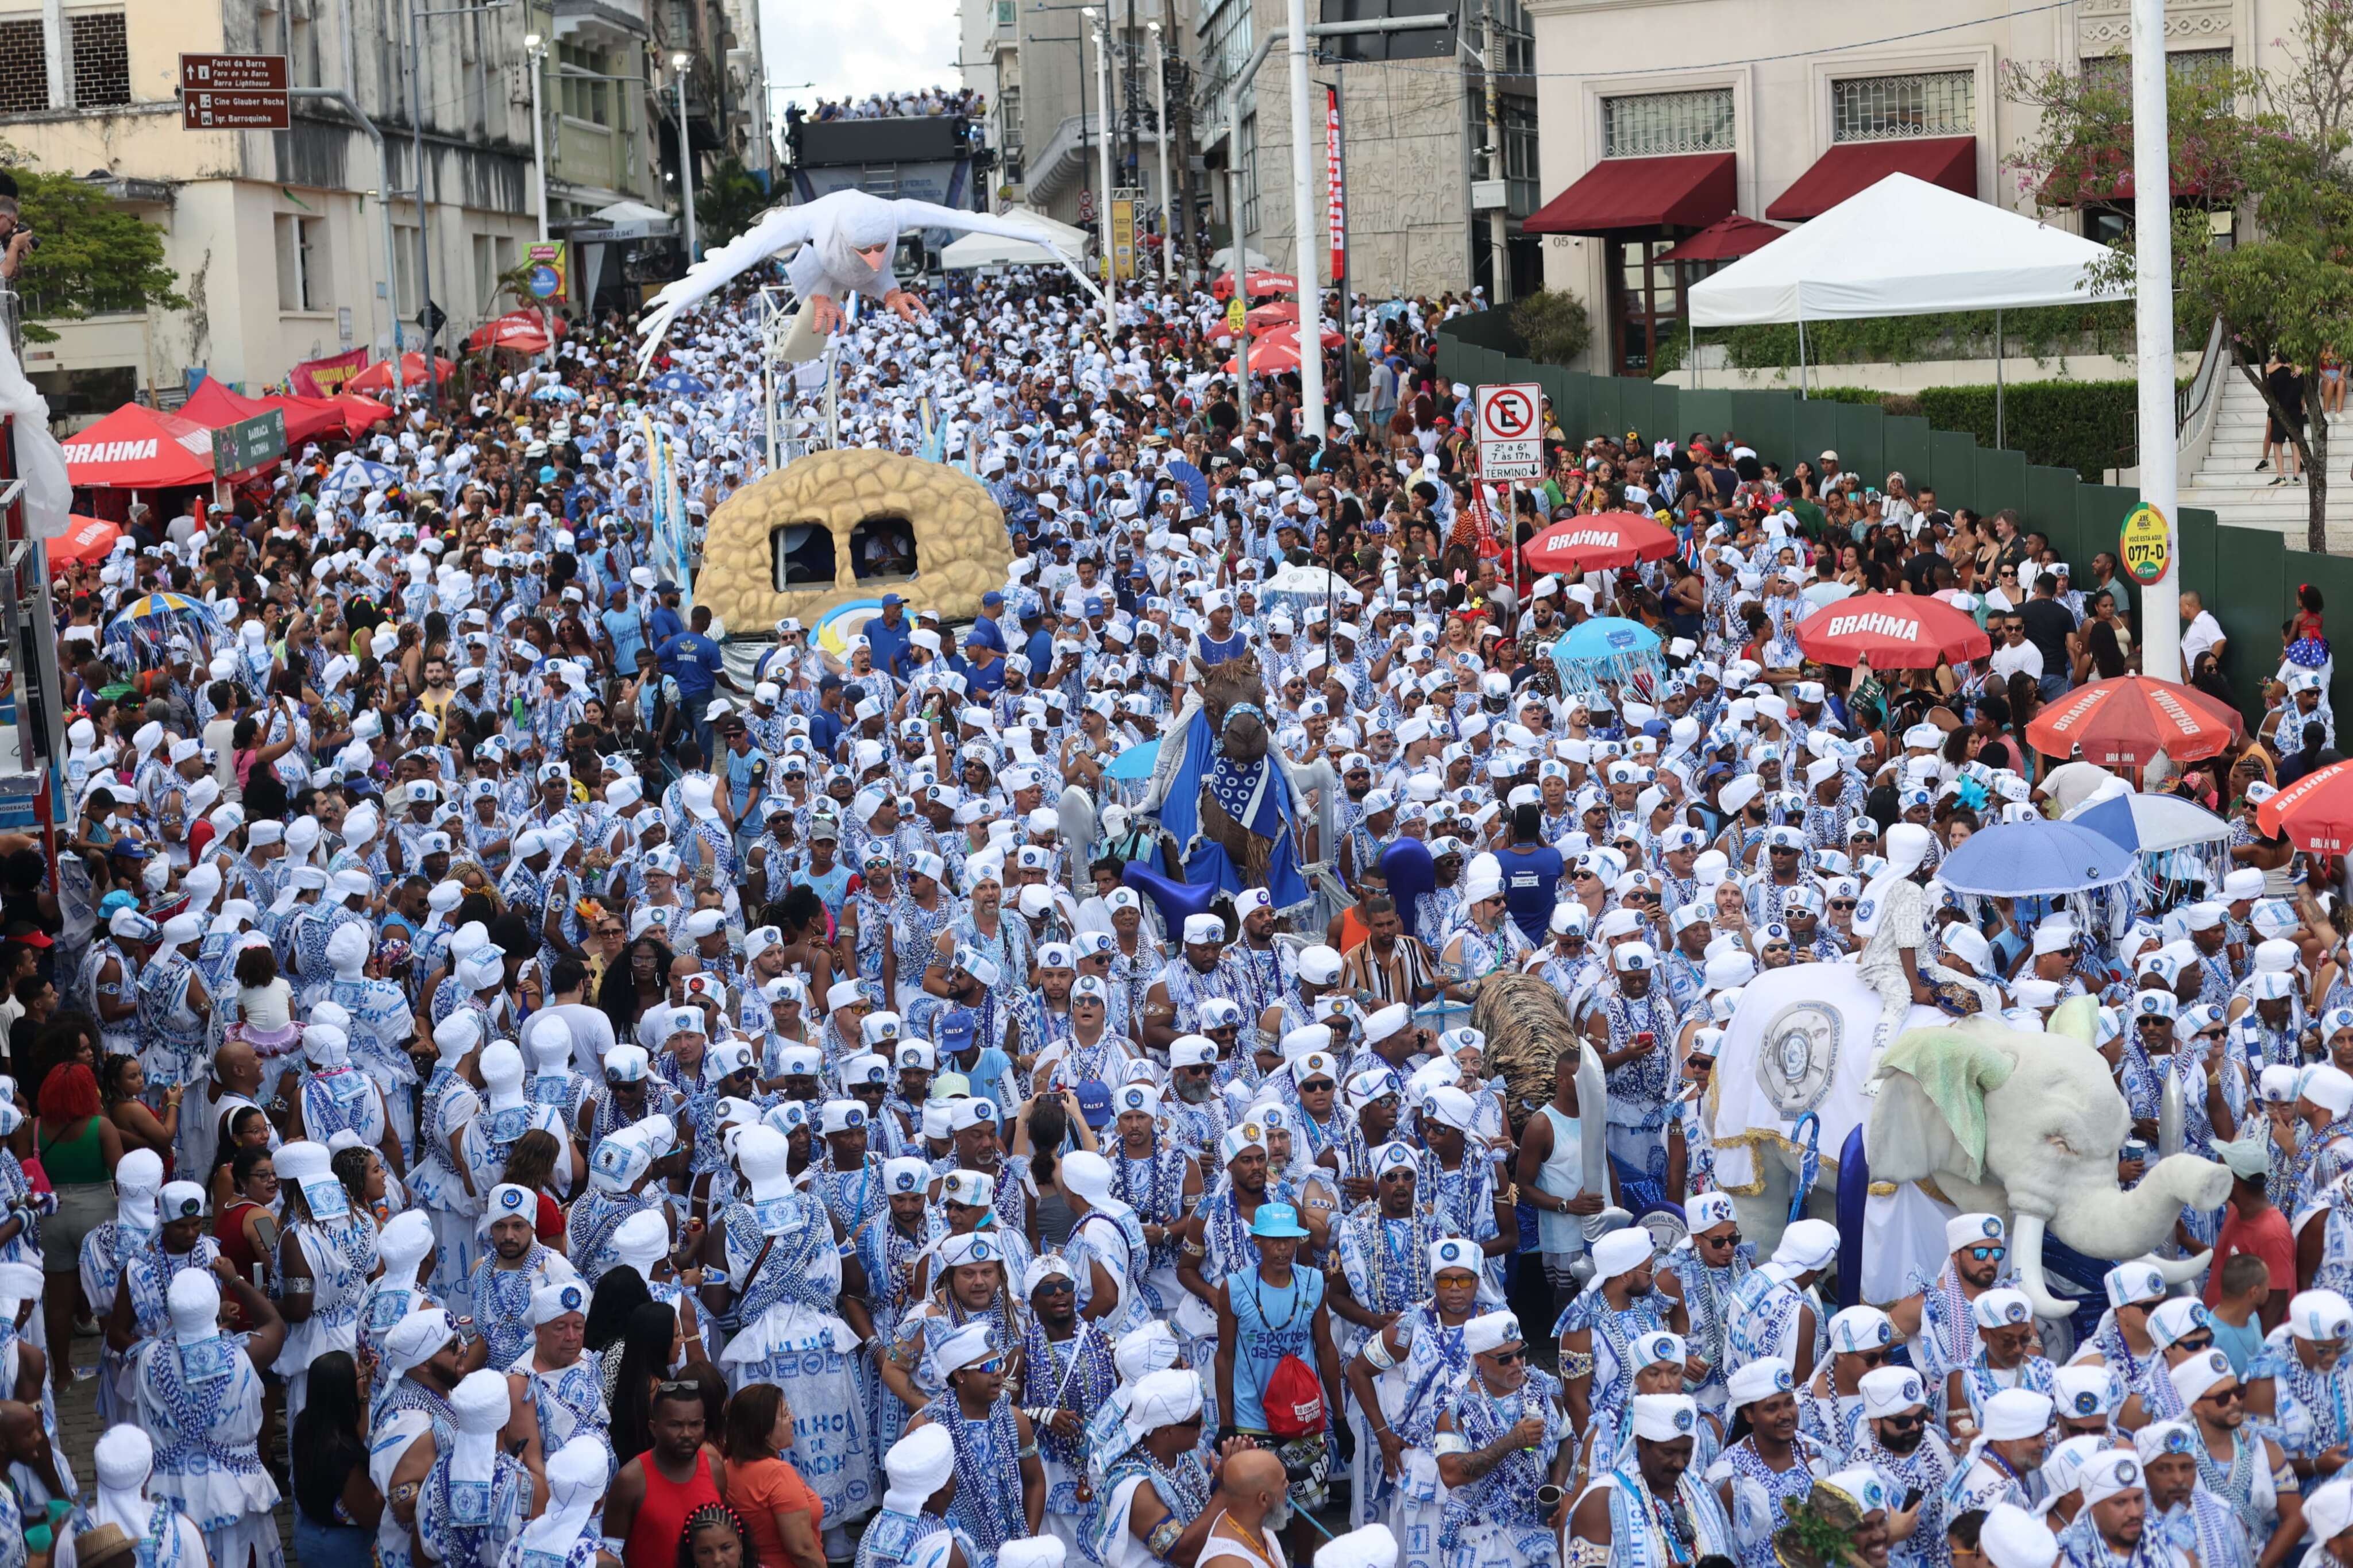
left=180, top=54, right=290, bottom=130
left=1474, top=381, right=1544, bottom=481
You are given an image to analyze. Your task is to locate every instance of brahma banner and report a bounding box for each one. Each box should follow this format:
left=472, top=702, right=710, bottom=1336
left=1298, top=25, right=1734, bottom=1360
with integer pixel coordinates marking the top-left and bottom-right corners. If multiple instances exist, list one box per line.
left=290, top=348, right=369, bottom=397
left=1325, top=86, right=1345, bottom=284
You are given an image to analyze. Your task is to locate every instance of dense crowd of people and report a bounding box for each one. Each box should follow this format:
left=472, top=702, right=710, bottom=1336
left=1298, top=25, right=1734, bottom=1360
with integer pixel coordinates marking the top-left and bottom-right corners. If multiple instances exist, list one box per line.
left=13, top=202, right=2353, bottom=1568
left=790, top=89, right=988, bottom=123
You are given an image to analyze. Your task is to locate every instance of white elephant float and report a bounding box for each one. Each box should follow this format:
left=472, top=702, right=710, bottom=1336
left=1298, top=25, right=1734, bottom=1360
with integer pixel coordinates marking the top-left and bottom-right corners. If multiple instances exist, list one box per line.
left=1707, top=965, right=2229, bottom=1311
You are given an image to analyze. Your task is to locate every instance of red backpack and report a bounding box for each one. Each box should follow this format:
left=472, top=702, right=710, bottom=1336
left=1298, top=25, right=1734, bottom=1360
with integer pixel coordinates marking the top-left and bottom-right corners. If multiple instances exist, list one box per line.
left=1263, top=1353, right=1325, bottom=1440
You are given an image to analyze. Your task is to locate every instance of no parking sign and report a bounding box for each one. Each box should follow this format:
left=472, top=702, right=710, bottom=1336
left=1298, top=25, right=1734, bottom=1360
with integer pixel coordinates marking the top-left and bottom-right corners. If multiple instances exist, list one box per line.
left=1475, top=383, right=1544, bottom=480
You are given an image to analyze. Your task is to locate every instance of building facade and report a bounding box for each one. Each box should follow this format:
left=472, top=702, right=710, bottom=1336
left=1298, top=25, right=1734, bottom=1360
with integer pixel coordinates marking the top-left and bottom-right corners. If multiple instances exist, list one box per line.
left=1522, top=0, right=2249, bottom=377
left=1194, top=0, right=1536, bottom=301
left=961, top=0, right=1199, bottom=260
left=0, top=0, right=747, bottom=420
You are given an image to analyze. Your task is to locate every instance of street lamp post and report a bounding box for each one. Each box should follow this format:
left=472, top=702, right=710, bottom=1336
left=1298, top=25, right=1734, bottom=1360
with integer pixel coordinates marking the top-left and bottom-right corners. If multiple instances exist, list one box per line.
left=1150, top=22, right=1171, bottom=283
left=673, top=51, right=698, bottom=262
left=523, top=32, right=548, bottom=241
left=1083, top=9, right=1113, bottom=281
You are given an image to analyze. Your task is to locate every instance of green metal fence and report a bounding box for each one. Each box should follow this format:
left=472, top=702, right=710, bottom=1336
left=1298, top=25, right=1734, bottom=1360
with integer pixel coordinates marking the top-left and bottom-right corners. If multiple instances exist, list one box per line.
left=1434, top=321, right=2305, bottom=731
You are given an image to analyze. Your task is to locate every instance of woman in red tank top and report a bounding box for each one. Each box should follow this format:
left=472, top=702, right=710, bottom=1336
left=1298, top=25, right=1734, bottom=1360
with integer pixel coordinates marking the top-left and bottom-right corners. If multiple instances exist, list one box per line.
left=609, top=1382, right=730, bottom=1568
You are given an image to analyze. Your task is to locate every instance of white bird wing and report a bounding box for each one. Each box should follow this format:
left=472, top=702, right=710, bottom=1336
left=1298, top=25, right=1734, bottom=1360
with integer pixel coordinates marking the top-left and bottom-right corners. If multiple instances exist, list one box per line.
left=886, top=200, right=1111, bottom=313
left=634, top=202, right=821, bottom=367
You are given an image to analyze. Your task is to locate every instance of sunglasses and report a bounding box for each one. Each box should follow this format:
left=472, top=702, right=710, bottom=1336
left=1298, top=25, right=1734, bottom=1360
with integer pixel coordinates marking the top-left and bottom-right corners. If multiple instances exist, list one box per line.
left=2201, top=1384, right=2245, bottom=1405
left=1967, top=1245, right=2005, bottom=1262
left=1829, top=901, right=1857, bottom=912
left=965, top=1357, right=1006, bottom=1376
left=1483, top=1347, right=1526, bottom=1365
left=1032, top=1277, right=1075, bottom=1293
left=2176, top=1334, right=2215, bottom=1353
left=1702, top=1229, right=1742, bottom=1247
left=1849, top=1348, right=1889, bottom=1368
left=1878, top=1411, right=1925, bottom=1432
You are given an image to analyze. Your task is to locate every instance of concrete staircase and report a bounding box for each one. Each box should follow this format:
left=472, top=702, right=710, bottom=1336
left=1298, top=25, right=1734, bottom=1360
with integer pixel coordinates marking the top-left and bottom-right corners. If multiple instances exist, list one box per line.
left=2178, top=370, right=2353, bottom=550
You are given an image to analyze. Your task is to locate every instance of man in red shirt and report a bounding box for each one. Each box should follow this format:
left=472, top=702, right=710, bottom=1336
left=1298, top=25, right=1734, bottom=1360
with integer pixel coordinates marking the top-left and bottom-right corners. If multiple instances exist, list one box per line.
left=2204, top=1134, right=2295, bottom=1334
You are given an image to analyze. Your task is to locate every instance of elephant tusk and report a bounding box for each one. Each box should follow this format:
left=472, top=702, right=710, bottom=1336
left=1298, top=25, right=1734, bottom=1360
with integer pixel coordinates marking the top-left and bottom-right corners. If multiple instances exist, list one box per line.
left=2009, top=1212, right=2079, bottom=1322
left=2147, top=1249, right=2213, bottom=1285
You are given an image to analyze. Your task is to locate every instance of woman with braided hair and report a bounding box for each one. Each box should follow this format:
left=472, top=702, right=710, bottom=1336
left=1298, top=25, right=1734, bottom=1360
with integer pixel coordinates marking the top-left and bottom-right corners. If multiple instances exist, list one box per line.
left=677, top=1501, right=757, bottom=1568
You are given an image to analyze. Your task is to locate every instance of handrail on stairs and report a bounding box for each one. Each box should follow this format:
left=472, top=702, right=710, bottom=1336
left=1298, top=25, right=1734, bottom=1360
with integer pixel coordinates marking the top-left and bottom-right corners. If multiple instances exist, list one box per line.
left=2178, top=314, right=2228, bottom=434
left=2171, top=314, right=2231, bottom=483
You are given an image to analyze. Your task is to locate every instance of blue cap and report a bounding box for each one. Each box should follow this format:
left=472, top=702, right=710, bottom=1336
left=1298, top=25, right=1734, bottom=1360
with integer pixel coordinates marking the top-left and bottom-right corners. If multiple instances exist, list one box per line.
left=110, top=840, right=150, bottom=860
left=1074, top=1080, right=1113, bottom=1129
left=982, top=590, right=1005, bottom=608
left=938, top=1009, right=977, bottom=1049
left=1083, top=597, right=1105, bottom=616
left=1249, top=1202, right=1311, bottom=1239
left=654, top=580, right=679, bottom=594
left=538, top=466, right=558, bottom=484
left=881, top=593, right=905, bottom=608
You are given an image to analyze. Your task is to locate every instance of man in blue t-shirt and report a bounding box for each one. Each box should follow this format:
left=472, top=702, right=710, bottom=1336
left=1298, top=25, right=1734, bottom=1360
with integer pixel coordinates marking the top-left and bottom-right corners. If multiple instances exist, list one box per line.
left=647, top=581, right=688, bottom=648
left=865, top=594, right=915, bottom=678
left=655, top=608, right=733, bottom=758
left=1496, top=802, right=1566, bottom=946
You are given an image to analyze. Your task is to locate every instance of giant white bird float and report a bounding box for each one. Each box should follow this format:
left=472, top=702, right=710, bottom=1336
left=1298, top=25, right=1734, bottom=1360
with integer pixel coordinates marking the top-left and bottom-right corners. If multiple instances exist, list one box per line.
left=635, top=188, right=1108, bottom=368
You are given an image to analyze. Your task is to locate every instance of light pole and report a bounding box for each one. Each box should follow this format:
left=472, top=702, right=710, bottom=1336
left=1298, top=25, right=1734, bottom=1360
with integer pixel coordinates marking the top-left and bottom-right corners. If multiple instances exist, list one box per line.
left=672, top=51, right=698, bottom=262
left=1285, top=0, right=1322, bottom=446
left=1150, top=21, right=1171, bottom=283
left=1083, top=8, right=1113, bottom=281
left=2132, top=0, right=2180, bottom=681
left=523, top=32, right=547, bottom=241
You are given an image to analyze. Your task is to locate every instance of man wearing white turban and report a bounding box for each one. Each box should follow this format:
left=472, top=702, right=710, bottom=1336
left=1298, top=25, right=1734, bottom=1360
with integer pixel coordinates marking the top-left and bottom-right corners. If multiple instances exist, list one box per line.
left=54, top=1427, right=205, bottom=1568
left=1086, top=1368, right=1230, bottom=1568
left=1725, top=1219, right=1840, bottom=1385
left=1567, top=1394, right=1735, bottom=1568
left=857, top=1427, right=973, bottom=1568
left=1855, top=821, right=1939, bottom=1050
left=416, top=1368, right=535, bottom=1568
left=370, top=1308, right=469, bottom=1568
left=495, top=1435, right=607, bottom=1568
left=133, top=1266, right=287, bottom=1568
left=78, top=1145, right=163, bottom=1428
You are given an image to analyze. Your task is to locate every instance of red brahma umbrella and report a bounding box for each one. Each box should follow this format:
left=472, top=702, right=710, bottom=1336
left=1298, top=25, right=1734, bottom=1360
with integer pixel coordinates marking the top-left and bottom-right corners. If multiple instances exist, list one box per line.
left=1521, top=512, right=1675, bottom=573
left=1794, top=592, right=1992, bottom=670
left=2260, top=756, right=2353, bottom=853
left=2027, top=675, right=2243, bottom=767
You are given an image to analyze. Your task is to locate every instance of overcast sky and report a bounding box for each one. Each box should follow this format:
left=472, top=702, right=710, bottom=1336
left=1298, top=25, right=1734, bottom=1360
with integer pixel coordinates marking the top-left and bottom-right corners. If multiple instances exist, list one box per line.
left=761, top=0, right=965, bottom=113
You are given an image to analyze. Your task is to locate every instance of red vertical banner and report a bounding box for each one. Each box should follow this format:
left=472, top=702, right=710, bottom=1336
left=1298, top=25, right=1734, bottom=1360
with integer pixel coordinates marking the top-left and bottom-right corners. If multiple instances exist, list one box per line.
left=1325, top=84, right=1346, bottom=284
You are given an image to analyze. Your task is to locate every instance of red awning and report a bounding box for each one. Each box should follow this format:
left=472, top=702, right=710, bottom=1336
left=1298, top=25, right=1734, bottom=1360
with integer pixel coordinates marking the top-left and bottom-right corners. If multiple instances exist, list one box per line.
left=181, top=377, right=342, bottom=449
left=2036, top=146, right=2203, bottom=206
left=1656, top=214, right=1787, bottom=264
left=1765, top=136, right=1977, bottom=221
left=62, top=404, right=219, bottom=489
left=1524, top=153, right=1736, bottom=237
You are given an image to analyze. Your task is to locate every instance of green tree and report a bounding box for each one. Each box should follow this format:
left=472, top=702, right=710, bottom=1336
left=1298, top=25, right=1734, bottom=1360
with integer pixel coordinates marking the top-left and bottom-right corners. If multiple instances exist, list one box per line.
left=1510, top=289, right=1591, bottom=366
left=2007, top=2, right=2353, bottom=554
left=6, top=159, right=187, bottom=344
left=696, top=157, right=770, bottom=250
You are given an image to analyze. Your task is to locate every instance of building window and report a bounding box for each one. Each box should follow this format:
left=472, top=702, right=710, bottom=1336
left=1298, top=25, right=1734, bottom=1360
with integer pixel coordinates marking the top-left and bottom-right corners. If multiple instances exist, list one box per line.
left=1240, top=111, right=1259, bottom=232
left=69, top=12, right=130, bottom=108
left=558, top=41, right=612, bottom=126
left=995, top=0, right=1015, bottom=24
left=1001, top=85, right=1022, bottom=152
left=1601, top=88, right=1734, bottom=158
left=0, top=19, right=45, bottom=114
left=473, top=233, right=497, bottom=313
left=276, top=214, right=324, bottom=312
left=2081, top=47, right=2233, bottom=90
left=1501, top=97, right=1538, bottom=216
left=1197, top=0, right=1252, bottom=131
left=1830, top=70, right=1973, bottom=142
left=393, top=222, right=420, bottom=318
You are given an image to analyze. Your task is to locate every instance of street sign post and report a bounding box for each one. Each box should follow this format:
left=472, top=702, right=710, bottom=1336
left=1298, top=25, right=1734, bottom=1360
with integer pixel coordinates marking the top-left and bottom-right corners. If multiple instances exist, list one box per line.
left=1473, top=382, right=1543, bottom=481
left=211, top=409, right=286, bottom=478
left=526, top=241, right=568, bottom=302
left=179, top=53, right=290, bottom=130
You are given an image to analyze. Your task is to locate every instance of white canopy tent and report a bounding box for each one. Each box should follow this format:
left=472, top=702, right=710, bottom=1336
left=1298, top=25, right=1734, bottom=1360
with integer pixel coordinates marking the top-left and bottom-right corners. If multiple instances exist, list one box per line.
left=939, top=209, right=1090, bottom=269
left=1685, top=173, right=2131, bottom=442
